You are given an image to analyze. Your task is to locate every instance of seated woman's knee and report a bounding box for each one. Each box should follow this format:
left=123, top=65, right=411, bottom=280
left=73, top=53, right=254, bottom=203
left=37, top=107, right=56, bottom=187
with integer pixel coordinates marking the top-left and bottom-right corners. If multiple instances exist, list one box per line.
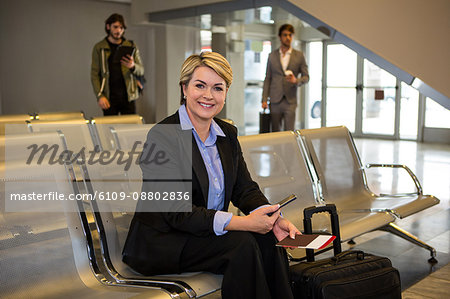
left=227, top=231, right=259, bottom=253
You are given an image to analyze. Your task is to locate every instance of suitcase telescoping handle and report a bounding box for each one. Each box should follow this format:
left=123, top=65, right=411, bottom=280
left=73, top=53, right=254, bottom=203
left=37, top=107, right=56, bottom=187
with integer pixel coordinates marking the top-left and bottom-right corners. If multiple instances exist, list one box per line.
left=303, top=204, right=342, bottom=262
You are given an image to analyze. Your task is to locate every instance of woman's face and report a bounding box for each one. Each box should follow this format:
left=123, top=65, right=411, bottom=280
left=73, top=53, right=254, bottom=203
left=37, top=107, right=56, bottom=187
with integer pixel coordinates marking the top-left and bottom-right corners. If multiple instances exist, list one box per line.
left=183, top=66, right=227, bottom=125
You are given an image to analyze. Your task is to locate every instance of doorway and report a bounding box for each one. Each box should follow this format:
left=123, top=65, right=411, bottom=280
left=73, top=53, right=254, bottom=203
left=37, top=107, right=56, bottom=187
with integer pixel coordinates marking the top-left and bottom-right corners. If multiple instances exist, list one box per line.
left=319, top=42, right=418, bottom=139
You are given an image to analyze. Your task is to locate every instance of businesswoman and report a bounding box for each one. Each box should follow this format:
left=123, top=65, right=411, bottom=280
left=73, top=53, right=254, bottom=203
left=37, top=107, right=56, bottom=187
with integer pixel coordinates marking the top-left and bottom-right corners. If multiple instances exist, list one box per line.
left=123, top=51, right=299, bottom=299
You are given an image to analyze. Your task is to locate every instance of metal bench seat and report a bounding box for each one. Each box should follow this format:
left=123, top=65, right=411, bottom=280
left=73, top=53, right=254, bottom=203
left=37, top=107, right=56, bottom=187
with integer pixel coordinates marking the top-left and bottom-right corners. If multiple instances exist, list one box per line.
left=299, top=126, right=440, bottom=262
left=109, top=124, right=154, bottom=151
left=238, top=131, right=326, bottom=231
left=33, top=111, right=85, bottom=121
left=333, top=193, right=439, bottom=219
left=27, top=121, right=95, bottom=153
left=91, top=115, right=144, bottom=125
left=78, top=135, right=223, bottom=298
left=0, top=114, right=34, bottom=136
left=0, top=114, right=34, bottom=123
left=237, top=131, right=336, bottom=260
left=335, top=211, right=394, bottom=242
left=89, top=115, right=145, bottom=151
left=238, top=131, right=397, bottom=258
left=1, top=132, right=169, bottom=298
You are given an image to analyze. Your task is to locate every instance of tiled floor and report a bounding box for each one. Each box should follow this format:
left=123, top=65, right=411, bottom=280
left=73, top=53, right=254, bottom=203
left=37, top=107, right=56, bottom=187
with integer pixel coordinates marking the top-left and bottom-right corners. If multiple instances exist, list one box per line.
left=402, top=262, right=450, bottom=298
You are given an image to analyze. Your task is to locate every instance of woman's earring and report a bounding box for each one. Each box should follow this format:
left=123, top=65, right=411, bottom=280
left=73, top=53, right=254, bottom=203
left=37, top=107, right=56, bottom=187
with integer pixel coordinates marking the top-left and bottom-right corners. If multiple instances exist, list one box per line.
left=183, top=95, right=187, bottom=99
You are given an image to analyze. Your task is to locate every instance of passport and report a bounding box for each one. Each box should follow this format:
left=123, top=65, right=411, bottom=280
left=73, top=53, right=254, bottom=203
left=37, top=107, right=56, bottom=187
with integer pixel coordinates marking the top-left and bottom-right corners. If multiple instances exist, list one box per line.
left=276, top=234, right=336, bottom=249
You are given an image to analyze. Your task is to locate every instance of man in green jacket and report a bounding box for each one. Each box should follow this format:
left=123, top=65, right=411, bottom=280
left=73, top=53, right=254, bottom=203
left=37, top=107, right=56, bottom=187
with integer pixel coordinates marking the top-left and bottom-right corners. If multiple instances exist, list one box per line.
left=91, top=13, right=144, bottom=115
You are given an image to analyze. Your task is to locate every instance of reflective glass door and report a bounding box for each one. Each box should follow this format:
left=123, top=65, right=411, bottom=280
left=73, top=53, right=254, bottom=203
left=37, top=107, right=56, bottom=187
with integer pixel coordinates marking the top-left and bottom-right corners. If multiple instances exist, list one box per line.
left=362, top=59, right=397, bottom=135
left=311, top=42, right=424, bottom=141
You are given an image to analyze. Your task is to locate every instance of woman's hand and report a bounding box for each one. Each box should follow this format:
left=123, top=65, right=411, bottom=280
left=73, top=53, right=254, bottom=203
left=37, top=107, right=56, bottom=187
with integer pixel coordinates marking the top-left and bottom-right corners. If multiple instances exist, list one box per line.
left=246, top=205, right=281, bottom=234
left=272, top=217, right=301, bottom=241
left=226, top=205, right=280, bottom=234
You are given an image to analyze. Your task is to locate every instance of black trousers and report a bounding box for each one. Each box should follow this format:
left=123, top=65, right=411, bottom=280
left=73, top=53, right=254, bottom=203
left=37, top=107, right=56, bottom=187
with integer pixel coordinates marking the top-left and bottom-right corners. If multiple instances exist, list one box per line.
left=103, top=98, right=136, bottom=115
left=180, top=231, right=293, bottom=299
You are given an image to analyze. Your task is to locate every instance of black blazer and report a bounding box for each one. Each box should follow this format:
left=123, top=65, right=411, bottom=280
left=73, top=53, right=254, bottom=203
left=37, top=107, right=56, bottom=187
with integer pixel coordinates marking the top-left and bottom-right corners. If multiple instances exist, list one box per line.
left=122, top=111, right=268, bottom=275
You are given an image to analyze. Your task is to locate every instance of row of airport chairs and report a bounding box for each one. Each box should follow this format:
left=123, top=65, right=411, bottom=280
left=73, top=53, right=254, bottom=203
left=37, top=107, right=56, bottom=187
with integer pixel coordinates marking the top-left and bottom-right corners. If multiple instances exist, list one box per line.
left=0, top=126, right=440, bottom=298
left=0, top=111, right=85, bottom=125
left=1, top=127, right=214, bottom=298
left=1, top=131, right=175, bottom=298
left=0, top=112, right=146, bottom=156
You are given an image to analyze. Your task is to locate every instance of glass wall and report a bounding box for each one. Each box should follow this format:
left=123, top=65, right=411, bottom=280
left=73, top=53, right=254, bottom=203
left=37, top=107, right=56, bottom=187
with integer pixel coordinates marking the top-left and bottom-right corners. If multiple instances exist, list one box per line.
left=240, top=23, right=448, bottom=140
left=244, top=40, right=272, bottom=135
left=306, top=41, right=322, bottom=129
left=399, top=82, right=419, bottom=139
left=200, top=14, right=212, bottom=52
left=244, top=40, right=271, bottom=81
left=362, top=59, right=397, bottom=135
left=326, top=44, right=357, bottom=131
left=200, top=30, right=212, bottom=52
left=425, top=98, right=450, bottom=129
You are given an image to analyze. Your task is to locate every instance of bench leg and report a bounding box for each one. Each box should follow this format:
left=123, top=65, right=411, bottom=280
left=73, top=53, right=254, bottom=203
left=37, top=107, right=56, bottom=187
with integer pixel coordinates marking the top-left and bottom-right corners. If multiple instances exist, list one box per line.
left=380, top=222, right=438, bottom=264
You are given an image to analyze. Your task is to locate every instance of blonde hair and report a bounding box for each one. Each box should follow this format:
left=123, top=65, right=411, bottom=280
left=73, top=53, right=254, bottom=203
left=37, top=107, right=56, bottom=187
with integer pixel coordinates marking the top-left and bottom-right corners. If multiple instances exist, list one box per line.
left=179, top=52, right=233, bottom=104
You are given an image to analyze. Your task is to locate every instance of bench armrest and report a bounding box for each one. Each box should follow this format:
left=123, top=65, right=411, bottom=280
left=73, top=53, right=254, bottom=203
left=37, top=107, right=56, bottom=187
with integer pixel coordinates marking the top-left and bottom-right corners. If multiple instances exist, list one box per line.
left=365, top=163, right=423, bottom=196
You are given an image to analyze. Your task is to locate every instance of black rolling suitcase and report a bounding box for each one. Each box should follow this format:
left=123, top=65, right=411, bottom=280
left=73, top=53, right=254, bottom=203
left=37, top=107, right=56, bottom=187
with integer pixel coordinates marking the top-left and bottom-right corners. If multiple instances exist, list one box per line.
left=290, top=204, right=401, bottom=299
left=259, top=108, right=271, bottom=133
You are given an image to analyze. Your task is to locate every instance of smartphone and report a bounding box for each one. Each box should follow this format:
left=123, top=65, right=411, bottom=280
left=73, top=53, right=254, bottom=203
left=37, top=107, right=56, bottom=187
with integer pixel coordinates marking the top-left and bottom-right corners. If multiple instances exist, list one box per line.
left=113, top=46, right=136, bottom=63
left=267, top=194, right=297, bottom=216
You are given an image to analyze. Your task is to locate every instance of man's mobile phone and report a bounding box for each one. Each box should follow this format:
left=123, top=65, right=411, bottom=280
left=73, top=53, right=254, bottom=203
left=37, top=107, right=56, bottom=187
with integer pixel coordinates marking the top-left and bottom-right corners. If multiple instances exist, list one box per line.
left=268, top=194, right=297, bottom=216
left=113, top=46, right=136, bottom=63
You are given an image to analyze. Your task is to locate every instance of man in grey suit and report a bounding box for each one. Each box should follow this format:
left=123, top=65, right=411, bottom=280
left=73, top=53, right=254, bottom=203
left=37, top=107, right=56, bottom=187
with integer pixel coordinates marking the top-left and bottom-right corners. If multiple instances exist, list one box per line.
left=262, top=24, right=309, bottom=131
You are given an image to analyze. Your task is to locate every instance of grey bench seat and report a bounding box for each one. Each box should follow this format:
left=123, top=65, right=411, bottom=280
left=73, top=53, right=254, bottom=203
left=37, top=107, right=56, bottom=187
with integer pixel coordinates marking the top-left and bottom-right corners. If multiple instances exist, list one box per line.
left=299, top=126, right=440, bottom=262
left=78, top=124, right=223, bottom=298
left=1, top=132, right=171, bottom=298
left=238, top=131, right=327, bottom=232
left=238, top=131, right=397, bottom=252
left=89, top=115, right=145, bottom=151
left=332, top=193, right=439, bottom=219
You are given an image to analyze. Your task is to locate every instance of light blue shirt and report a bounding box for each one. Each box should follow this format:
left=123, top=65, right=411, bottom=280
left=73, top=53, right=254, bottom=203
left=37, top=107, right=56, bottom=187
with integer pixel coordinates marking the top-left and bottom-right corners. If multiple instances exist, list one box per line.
left=179, top=105, right=233, bottom=235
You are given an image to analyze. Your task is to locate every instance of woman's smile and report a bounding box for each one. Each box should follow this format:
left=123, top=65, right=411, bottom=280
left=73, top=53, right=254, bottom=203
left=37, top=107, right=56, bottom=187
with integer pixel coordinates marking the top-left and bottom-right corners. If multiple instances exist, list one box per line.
left=183, top=66, right=227, bottom=126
